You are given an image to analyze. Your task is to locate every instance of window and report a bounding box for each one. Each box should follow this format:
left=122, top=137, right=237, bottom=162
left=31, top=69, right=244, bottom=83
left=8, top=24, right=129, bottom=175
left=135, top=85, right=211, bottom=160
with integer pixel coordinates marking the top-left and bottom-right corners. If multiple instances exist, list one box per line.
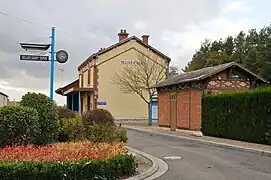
left=87, top=69, right=91, bottom=85
left=80, top=74, right=84, bottom=87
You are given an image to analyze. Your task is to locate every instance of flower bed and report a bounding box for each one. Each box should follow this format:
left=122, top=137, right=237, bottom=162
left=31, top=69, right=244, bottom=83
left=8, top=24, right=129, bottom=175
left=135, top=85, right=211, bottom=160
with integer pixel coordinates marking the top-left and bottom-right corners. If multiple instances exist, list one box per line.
left=0, top=141, right=125, bottom=162
left=0, top=141, right=136, bottom=180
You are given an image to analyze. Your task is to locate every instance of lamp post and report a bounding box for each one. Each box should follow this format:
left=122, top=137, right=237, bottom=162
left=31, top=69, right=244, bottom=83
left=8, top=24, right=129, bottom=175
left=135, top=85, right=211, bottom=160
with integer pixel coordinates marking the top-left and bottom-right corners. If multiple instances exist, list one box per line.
left=49, top=27, right=55, bottom=100
left=20, top=27, right=69, bottom=101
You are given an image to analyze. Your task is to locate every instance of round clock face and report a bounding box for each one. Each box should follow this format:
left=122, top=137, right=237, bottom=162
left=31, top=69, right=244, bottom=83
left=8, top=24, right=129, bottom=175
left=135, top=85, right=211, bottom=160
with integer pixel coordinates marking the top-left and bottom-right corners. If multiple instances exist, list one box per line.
left=56, top=50, right=68, bottom=63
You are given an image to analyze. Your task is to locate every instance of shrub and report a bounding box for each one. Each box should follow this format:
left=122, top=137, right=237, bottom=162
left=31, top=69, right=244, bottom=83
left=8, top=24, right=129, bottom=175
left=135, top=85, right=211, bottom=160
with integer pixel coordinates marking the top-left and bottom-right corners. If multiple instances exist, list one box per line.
left=0, top=106, right=41, bottom=148
left=56, top=106, right=75, bottom=119
left=82, top=109, right=115, bottom=127
left=87, top=124, right=128, bottom=143
left=58, top=114, right=85, bottom=142
left=202, top=87, right=271, bottom=145
left=0, top=154, right=136, bottom=180
left=20, top=92, right=59, bottom=145
left=0, top=141, right=125, bottom=162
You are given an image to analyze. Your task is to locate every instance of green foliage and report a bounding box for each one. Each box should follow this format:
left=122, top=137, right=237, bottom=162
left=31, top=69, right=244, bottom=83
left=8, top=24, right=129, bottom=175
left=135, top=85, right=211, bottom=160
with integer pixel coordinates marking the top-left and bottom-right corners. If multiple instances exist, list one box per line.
left=87, top=124, right=128, bottom=143
left=0, top=154, right=136, bottom=180
left=58, top=114, right=85, bottom=142
left=20, top=92, right=59, bottom=145
left=185, top=24, right=271, bottom=82
left=82, top=109, right=115, bottom=127
left=56, top=106, right=75, bottom=119
left=0, top=106, right=41, bottom=148
left=202, top=87, right=271, bottom=145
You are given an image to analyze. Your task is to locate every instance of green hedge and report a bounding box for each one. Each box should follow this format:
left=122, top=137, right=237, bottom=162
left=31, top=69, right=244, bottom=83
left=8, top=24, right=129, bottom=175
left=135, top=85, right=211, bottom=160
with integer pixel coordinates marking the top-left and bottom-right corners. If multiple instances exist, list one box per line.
left=0, top=154, right=136, bottom=180
left=202, top=87, right=271, bottom=145
left=0, top=106, right=41, bottom=148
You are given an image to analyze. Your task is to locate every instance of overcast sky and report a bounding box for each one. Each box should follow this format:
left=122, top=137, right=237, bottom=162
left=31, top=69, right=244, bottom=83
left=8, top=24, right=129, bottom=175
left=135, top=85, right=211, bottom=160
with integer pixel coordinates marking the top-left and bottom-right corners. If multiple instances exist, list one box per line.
left=0, top=0, right=270, bottom=105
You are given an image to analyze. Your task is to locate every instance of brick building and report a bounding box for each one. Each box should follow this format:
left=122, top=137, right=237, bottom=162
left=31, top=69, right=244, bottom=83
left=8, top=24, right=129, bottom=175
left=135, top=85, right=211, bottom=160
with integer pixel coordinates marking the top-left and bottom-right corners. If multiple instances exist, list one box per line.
left=153, top=62, right=268, bottom=131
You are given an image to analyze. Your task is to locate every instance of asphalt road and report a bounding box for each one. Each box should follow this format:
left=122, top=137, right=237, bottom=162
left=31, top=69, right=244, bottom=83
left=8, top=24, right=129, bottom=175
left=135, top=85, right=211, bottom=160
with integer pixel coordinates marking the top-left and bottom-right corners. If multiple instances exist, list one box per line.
left=127, top=130, right=271, bottom=180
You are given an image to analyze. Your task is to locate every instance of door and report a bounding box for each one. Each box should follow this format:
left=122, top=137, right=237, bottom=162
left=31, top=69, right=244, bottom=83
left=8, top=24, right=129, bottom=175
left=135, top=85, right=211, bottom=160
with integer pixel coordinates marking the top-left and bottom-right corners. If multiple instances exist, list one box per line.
left=170, top=93, right=177, bottom=131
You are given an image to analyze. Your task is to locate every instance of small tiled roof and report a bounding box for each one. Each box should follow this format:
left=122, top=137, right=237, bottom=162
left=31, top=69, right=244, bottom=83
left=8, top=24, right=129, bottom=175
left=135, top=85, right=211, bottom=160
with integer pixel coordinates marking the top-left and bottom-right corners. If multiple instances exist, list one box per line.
left=153, top=62, right=268, bottom=88
left=78, top=35, right=171, bottom=71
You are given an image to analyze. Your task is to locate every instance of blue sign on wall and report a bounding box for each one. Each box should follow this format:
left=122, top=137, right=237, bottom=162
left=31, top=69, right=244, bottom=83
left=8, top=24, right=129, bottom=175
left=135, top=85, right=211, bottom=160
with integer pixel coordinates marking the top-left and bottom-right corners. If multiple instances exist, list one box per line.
left=98, top=101, right=107, bottom=105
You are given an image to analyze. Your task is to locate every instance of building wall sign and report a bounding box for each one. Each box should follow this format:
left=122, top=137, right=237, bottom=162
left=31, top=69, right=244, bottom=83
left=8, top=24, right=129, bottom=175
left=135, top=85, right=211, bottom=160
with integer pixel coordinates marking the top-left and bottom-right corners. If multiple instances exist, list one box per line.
left=121, top=60, right=142, bottom=65
left=98, top=101, right=107, bottom=105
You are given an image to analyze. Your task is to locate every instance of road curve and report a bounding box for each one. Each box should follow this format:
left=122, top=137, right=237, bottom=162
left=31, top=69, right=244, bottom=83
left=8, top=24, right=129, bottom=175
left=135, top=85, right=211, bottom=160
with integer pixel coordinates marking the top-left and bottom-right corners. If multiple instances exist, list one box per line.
left=127, top=130, right=271, bottom=180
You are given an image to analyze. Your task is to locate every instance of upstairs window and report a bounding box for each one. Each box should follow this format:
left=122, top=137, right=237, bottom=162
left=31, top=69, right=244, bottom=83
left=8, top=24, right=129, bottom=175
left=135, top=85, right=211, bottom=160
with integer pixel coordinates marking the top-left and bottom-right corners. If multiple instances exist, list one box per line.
left=80, top=74, right=84, bottom=87
left=88, top=69, right=91, bottom=85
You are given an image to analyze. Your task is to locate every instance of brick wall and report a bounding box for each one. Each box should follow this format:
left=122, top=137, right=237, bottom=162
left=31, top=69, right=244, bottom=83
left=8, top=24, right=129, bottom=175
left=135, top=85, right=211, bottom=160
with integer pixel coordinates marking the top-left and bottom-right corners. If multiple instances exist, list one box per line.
left=207, top=79, right=250, bottom=91
left=189, top=90, right=202, bottom=130
left=177, top=91, right=189, bottom=129
left=158, top=91, right=170, bottom=127
left=206, top=70, right=250, bottom=94
left=158, top=89, right=202, bottom=131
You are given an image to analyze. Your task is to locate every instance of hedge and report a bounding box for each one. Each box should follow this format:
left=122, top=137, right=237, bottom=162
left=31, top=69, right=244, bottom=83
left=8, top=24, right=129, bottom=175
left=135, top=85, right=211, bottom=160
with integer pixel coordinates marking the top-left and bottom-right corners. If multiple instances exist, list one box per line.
left=202, top=87, right=271, bottom=145
left=0, top=154, right=136, bottom=180
left=0, top=106, right=41, bottom=148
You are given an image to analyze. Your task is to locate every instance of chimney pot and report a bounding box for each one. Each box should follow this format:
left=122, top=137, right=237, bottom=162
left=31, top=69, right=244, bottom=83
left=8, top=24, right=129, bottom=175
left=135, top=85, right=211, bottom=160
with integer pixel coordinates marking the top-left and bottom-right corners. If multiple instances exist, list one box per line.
left=142, top=35, right=149, bottom=44
left=118, top=29, right=129, bottom=42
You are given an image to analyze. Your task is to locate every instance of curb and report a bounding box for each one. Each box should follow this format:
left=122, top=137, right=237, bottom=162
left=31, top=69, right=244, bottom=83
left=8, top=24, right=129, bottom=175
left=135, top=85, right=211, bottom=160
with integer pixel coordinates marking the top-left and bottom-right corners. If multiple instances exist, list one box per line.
left=124, top=126, right=271, bottom=158
left=124, top=146, right=168, bottom=180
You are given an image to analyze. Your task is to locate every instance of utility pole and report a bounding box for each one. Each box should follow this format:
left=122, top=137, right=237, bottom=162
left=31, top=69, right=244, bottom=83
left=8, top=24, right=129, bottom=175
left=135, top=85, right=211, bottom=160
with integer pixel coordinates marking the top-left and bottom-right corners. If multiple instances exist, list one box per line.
left=50, top=27, right=55, bottom=100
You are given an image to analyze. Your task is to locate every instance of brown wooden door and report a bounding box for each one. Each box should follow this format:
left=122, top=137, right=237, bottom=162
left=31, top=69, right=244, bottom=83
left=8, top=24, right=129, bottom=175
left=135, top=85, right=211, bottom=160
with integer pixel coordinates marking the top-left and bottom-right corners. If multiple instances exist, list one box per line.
left=170, top=93, right=177, bottom=131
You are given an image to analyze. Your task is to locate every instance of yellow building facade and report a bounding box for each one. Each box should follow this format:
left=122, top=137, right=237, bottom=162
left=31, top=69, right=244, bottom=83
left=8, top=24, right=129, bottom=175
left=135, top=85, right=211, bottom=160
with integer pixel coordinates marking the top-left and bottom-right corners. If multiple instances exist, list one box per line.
left=56, top=29, right=171, bottom=120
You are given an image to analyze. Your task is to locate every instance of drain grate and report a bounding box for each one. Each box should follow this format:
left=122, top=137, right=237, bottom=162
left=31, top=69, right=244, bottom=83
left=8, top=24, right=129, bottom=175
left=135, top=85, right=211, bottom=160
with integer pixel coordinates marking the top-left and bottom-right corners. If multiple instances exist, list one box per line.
left=163, top=156, right=183, bottom=160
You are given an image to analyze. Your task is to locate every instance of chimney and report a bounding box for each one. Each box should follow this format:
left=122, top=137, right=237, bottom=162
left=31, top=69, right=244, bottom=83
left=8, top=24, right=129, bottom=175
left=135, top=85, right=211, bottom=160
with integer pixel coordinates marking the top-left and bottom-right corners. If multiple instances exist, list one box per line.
left=142, top=35, right=149, bottom=44
left=118, top=29, right=129, bottom=41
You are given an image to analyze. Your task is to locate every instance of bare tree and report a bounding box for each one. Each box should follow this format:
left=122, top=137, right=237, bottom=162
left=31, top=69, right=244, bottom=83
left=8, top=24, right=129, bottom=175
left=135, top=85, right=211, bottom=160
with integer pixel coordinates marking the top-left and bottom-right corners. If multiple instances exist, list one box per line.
left=169, top=65, right=180, bottom=76
left=111, top=52, right=168, bottom=121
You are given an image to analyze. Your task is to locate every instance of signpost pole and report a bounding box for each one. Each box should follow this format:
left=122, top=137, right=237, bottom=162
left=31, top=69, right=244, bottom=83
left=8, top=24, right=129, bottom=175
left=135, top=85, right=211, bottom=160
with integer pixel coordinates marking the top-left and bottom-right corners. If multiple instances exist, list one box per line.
left=50, top=27, right=55, bottom=100
left=148, top=96, right=153, bottom=126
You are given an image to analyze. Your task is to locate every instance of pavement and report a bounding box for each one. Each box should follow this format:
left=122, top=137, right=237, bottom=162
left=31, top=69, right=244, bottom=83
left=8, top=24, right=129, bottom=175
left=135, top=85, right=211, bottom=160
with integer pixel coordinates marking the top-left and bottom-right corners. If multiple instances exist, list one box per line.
left=125, top=146, right=168, bottom=180
left=118, top=120, right=271, bottom=153
left=127, top=129, right=271, bottom=180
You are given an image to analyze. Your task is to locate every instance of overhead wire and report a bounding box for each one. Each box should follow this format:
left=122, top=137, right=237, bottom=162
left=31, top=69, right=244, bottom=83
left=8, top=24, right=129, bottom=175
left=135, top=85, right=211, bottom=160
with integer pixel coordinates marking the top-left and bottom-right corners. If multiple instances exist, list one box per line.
left=0, top=10, right=109, bottom=46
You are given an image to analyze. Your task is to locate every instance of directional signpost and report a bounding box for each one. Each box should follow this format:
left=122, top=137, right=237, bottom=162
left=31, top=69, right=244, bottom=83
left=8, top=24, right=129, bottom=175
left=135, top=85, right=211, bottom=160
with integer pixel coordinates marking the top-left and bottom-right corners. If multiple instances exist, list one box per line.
left=20, top=27, right=69, bottom=101
left=20, top=55, right=49, bottom=61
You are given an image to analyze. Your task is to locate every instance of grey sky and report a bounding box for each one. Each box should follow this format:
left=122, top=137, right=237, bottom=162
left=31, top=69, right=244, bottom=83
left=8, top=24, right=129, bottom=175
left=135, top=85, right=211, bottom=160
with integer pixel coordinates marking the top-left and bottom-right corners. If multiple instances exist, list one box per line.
left=0, top=0, right=267, bottom=104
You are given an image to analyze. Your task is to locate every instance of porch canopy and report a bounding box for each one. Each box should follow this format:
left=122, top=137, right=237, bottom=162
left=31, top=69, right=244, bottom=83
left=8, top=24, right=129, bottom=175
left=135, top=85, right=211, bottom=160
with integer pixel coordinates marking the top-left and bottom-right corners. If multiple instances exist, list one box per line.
left=55, top=79, right=94, bottom=112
